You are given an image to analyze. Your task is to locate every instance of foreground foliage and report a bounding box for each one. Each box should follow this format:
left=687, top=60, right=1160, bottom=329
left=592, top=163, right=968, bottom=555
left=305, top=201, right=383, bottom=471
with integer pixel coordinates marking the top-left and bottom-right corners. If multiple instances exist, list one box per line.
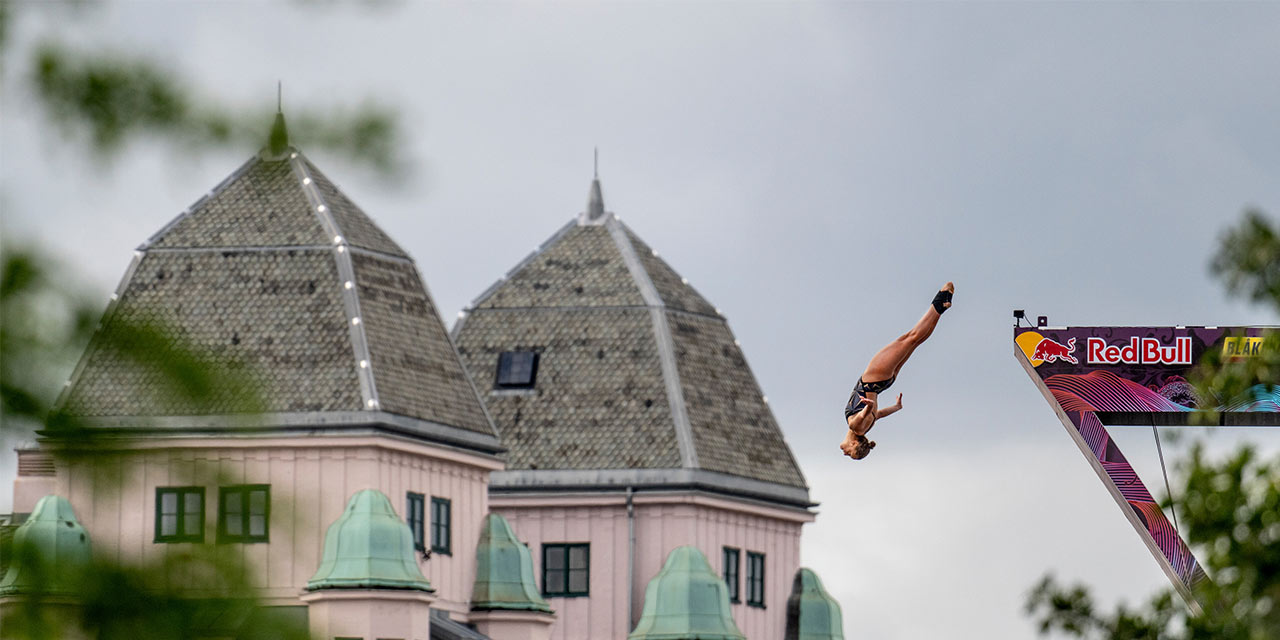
left=1026, top=210, right=1280, bottom=639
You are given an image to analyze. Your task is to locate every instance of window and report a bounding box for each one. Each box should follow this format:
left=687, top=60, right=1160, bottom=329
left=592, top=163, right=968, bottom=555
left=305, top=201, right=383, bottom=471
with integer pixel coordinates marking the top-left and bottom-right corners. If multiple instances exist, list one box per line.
left=542, top=543, right=589, bottom=597
left=746, top=551, right=765, bottom=608
left=406, top=492, right=425, bottom=552
left=495, top=351, right=539, bottom=388
left=218, top=485, right=270, bottom=543
left=155, top=487, right=204, bottom=542
left=722, top=547, right=741, bottom=603
left=430, top=497, right=451, bottom=555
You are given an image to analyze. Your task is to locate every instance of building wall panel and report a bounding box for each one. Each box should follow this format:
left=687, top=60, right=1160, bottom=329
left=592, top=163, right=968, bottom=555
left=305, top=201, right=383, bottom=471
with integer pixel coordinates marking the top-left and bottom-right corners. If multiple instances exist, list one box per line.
left=494, top=494, right=809, bottom=640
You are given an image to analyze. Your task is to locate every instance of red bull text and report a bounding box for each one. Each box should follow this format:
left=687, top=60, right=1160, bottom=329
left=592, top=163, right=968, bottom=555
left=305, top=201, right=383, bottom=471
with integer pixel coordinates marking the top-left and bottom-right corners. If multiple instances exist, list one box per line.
left=1086, top=337, right=1193, bottom=366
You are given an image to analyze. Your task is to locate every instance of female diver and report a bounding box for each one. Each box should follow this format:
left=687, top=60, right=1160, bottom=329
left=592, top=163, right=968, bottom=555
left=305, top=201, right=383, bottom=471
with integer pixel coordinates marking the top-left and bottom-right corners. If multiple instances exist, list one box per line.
left=841, top=282, right=954, bottom=460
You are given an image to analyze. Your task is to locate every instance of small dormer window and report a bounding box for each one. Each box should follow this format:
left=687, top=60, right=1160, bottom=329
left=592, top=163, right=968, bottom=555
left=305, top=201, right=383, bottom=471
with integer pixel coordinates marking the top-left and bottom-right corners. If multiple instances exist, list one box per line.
left=496, top=351, right=539, bottom=389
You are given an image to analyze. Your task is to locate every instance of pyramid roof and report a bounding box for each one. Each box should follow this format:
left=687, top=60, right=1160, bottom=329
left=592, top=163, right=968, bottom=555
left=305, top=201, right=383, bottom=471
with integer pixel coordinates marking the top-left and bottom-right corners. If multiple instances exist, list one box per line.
left=453, top=179, right=807, bottom=505
left=59, top=134, right=498, bottom=453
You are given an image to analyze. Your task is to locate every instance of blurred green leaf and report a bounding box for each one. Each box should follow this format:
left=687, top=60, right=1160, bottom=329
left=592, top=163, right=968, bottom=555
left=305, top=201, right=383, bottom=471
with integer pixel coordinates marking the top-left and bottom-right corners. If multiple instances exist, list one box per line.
left=1, top=248, right=304, bottom=639
left=29, top=42, right=405, bottom=177
left=1027, top=446, right=1280, bottom=639
left=1210, top=210, right=1280, bottom=313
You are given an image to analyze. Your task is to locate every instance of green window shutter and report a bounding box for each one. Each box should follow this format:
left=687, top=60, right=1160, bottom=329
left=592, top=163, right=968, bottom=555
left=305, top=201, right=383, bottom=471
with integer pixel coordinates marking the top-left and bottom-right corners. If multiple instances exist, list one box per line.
left=407, top=492, right=425, bottom=552
left=723, top=547, right=741, bottom=603
left=746, top=552, right=765, bottom=608
left=430, top=497, right=451, bottom=555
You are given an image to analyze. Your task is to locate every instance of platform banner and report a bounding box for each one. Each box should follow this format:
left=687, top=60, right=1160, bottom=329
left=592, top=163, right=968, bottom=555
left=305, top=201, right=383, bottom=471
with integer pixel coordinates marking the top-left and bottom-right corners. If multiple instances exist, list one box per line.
left=1015, top=325, right=1276, bottom=608
left=1015, top=326, right=1278, bottom=416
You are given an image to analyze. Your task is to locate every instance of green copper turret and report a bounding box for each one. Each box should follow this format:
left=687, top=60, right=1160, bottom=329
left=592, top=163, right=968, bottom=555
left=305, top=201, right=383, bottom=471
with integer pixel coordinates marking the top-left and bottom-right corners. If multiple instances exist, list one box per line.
left=306, top=489, right=433, bottom=592
left=470, top=514, right=552, bottom=612
left=628, top=545, right=744, bottom=640
left=0, top=495, right=91, bottom=595
left=784, top=568, right=844, bottom=640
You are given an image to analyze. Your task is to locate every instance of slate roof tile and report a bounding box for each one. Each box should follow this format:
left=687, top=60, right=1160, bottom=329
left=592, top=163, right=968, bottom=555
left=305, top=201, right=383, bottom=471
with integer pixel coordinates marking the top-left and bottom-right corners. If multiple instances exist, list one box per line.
left=62, top=149, right=496, bottom=441
left=305, top=160, right=408, bottom=258
left=667, top=311, right=805, bottom=487
left=476, top=226, right=644, bottom=309
left=454, top=307, right=680, bottom=471
left=624, top=229, right=718, bottom=316
left=149, top=158, right=328, bottom=249
left=457, top=206, right=807, bottom=491
left=63, top=249, right=362, bottom=416
left=352, top=252, right=491, bottom=434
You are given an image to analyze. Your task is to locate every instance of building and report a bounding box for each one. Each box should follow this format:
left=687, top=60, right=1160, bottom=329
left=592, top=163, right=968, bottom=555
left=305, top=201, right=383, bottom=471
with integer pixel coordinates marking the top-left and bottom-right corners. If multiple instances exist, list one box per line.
left=1, top=116, right=843, bottom=639
left=452, top=173, right=815, bottom=639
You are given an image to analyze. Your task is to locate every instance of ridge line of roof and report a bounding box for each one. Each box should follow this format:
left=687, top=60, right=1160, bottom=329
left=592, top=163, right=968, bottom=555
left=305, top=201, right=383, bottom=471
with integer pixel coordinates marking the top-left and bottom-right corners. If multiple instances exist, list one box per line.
left=660, top=309, right=809, bottom=491
left=144, top=244, right=335, bottom=254
left=54, top=249, right=148, bottom=411
left=138, top=156, right=261, bottom=250
left=299, top=156, right=407, bottom=258
left=402, top=260, right=502, bottom=441
left=344, top=245, right=417, bottom=264
left=138, top=244, right=414, bottom=264
left=606, top=216, right=698, bottom=469
left=289, top=154, right=381, bottom=411
left=618, top=220, right=721, bottom=316
left=614, top=219, right=807, bottom=488
left=461, top=217, right=580, bottom=312
left=462, top=304, right=725, bottom=321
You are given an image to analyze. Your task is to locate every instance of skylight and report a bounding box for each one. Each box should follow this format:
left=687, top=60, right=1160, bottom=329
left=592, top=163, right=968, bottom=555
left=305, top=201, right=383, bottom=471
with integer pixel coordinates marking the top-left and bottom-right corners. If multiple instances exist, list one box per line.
left=496, top=351, right=539, bottom=389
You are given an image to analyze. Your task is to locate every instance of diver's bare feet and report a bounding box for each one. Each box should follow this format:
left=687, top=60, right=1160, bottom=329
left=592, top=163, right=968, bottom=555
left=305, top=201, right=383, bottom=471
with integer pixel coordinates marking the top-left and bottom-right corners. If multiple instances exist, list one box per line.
left=932, top=282, right=954, bottom=314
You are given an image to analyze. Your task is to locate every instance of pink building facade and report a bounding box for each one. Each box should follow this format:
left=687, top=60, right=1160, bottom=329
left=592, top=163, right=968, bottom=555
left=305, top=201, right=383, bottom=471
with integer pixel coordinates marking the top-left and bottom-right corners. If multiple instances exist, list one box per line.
left=3, top=124, right=843, bottom=639
left=14, top=434, right=499, bottom=613
left=491, top=491, right=812, bottom=639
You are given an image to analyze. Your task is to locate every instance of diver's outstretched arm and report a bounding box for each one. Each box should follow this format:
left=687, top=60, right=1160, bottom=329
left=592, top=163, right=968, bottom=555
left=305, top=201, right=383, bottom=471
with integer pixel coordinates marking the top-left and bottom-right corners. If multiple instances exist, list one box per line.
left=875, top=393, right=903, bottom=420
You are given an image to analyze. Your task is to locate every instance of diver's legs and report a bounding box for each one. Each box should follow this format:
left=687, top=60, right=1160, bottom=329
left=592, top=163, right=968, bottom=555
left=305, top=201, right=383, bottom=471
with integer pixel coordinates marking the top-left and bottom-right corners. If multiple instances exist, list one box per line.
left=861, top=282, right=953, bottom=382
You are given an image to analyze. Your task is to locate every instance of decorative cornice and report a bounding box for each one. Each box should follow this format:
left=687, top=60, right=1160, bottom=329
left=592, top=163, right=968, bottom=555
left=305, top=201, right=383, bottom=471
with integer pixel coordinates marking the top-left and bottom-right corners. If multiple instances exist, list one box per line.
left=489, top=467, right=812, bottom=509
left=40, top=410, right=506, bottom=456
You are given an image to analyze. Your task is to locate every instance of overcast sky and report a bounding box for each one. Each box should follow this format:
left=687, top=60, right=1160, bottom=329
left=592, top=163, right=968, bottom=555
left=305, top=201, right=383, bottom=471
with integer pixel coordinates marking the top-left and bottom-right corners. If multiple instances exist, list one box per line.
left=4, top=2, right=1279, bottom=638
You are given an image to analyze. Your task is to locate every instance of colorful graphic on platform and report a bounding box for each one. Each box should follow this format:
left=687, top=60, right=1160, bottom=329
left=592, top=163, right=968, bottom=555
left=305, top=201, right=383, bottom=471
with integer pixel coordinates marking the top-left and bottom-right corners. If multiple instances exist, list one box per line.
left=1015, top=325, right=1276, bottom=605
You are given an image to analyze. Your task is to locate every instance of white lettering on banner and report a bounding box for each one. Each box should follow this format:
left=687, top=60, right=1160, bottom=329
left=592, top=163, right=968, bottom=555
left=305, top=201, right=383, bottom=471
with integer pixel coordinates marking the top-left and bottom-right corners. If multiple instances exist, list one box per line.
left=1085, top=337, right=1193, bottom=366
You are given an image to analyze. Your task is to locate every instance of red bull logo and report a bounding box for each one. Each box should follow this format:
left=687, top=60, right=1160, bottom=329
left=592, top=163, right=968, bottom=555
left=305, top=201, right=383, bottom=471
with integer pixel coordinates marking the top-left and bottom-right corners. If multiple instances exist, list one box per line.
left=1033, top=337, right=1078, bottom=364
left=1016, top=331, right=1079, bottom=367
left=1087, top=337, right=1192, bottom=365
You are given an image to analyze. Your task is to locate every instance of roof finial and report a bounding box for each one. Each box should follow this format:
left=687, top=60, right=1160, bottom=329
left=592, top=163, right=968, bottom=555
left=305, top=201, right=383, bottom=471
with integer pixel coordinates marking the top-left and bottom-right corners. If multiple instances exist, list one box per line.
left=585, top=148, right=605, bottom=221
left=264, top=81, right=290, bottom=160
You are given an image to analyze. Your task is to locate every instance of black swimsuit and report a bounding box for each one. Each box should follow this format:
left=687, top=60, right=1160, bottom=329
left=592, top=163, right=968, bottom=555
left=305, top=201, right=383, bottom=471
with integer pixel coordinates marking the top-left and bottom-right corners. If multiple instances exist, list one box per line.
left=844, top=376, right=896, bottom=419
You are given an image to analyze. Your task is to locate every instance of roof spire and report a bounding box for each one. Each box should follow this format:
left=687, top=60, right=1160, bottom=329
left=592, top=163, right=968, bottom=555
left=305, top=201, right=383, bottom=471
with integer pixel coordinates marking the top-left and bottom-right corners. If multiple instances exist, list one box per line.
left=585, top=148, right=605, bottom=222
left=264, top=81, right=290, bottom=160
